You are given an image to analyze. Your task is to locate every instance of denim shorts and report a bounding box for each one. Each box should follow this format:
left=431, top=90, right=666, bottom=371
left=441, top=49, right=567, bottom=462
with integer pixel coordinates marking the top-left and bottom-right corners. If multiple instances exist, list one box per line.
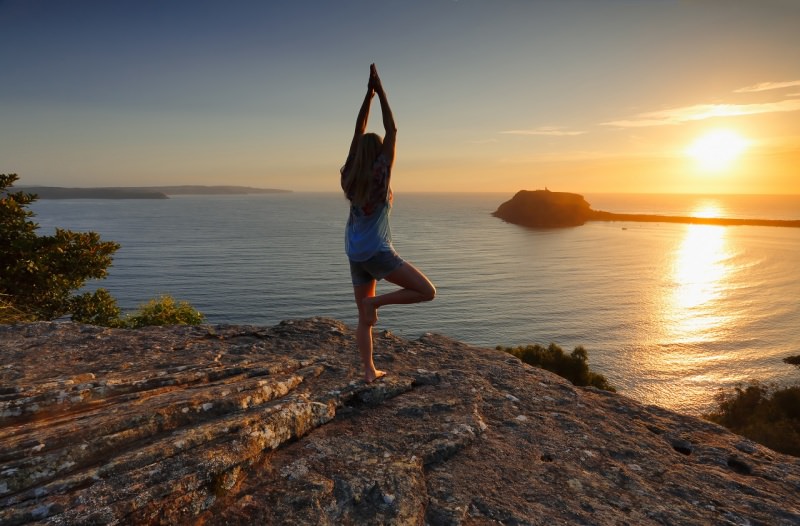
left=349, top=250, right=405, bottom=286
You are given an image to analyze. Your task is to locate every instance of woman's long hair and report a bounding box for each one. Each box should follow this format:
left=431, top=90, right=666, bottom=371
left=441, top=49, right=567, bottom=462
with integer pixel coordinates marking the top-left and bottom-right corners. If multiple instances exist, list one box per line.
left=342, top=133, right=382, bottom=208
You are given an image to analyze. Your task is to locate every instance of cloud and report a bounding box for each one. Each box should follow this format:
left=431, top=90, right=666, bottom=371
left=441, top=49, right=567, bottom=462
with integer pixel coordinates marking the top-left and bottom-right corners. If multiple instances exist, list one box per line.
left=500, top=127, right=585, bottom=137
left=734, top=80, right=800, bottom=93
left=603, top=99, right=800, bottom=128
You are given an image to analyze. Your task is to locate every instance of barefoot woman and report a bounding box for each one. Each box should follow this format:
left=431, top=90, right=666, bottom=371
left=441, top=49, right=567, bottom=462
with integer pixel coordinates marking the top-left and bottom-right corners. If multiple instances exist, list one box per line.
left=341, top=64, right=436, bottom=383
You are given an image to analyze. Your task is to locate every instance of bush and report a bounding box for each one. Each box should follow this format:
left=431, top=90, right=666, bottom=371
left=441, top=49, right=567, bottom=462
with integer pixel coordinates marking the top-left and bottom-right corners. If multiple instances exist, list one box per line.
left=784, top=355, right=800, bottom=368
left=71, top=292, right=205, bottom=329
left=126, top=295, right=205, bottom=328
left=70, top=288, right=124, bottom=327
left=497, top=342, right=615, bottom=392
left=706, top=382, right=800, bottom=457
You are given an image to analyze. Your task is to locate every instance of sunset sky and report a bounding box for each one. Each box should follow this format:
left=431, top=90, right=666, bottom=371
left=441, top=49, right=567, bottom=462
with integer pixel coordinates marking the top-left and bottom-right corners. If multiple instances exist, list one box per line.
left=1, top=0, right=798, bottom=194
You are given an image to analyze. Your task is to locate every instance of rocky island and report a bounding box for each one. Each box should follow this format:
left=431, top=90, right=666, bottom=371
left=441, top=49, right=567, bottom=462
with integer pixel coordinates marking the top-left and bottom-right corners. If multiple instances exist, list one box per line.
left=493, top=189, right=800, bottom=228
left=1, top=318, right=799, bottom=525
left=493, top=190, right=593, bottom=227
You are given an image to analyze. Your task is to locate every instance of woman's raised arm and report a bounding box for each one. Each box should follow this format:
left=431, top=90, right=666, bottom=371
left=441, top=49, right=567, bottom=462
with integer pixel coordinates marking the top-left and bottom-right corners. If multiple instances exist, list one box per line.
left=369, top=64, right=397, bottom=166
left=347, top=73, right=375, bottom=159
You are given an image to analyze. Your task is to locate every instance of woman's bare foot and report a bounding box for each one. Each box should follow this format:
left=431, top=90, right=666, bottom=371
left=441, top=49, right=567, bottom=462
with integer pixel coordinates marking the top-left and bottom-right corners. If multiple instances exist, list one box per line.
left=365, top=369, right=387, bottom=384
left=361, top=296, right=379, bottom=326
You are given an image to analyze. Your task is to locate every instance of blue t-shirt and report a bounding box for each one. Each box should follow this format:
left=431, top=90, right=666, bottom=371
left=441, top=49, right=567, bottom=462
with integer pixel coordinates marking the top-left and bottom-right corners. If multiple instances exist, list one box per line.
left=341, top=153, right=394, bottom=262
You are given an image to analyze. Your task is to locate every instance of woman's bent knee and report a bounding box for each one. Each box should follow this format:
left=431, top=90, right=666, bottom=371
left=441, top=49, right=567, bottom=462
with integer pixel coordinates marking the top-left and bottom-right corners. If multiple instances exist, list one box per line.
left=422, top=283, right=436, bottom=302
left=415, top=272, right=435, bottom=302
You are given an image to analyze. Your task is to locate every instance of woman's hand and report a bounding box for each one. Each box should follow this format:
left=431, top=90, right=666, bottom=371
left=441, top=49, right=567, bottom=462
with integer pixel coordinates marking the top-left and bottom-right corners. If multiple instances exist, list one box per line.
left=367, top=70, right=375, bottom=97
left=369, top=63, right=383, bottom=93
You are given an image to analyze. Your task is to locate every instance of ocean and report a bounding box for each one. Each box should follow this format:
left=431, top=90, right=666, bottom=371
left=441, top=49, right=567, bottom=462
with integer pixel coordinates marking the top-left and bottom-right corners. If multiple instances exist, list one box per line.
left=29, top=192, right=800, bottom=415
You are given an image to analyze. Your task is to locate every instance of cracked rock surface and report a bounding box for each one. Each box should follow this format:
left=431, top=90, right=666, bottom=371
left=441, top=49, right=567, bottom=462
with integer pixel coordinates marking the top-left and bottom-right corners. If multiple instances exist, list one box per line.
left=1, top=318, right=799, bottom=525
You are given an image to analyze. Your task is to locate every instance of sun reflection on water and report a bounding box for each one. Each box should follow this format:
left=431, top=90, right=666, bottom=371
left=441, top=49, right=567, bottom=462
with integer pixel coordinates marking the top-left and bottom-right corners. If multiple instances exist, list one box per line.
left=690, top=202, right=724, bottom=219
left=671, top=225, right=729, bottom=319
left=663, top=203, right=736, bottom=345
left=647, top=202, right=746, bottom=410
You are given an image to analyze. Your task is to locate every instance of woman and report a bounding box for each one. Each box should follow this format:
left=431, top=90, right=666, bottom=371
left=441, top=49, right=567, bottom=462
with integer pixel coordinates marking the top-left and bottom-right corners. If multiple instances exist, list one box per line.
left=341, top=64, right=436, bottom=383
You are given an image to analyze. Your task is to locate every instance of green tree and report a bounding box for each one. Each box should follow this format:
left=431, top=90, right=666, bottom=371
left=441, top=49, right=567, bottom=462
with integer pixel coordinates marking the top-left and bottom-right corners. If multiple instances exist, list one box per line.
left=1, top=173, right=120, bottom=320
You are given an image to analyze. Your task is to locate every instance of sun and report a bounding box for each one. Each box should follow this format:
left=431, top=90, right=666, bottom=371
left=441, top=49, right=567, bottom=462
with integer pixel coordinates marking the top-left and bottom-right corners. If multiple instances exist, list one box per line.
left=686, top=129, right=748, bottom=171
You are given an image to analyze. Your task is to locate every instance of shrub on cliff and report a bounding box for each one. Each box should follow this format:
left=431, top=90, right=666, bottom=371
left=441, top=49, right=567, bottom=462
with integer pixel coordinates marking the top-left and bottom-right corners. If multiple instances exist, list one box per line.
left=1, top=174, right=119, bottom=320
left=706, top=381, right=800, bottom=457
left=71, top=292, right=205, bottom=328
left=126, top=295, right=204, bottom=328
left=784, top=355, right=800, bottom=368
left=497, top=342, right=615, bottom=392
left=70, top=288, right=125, bottom=327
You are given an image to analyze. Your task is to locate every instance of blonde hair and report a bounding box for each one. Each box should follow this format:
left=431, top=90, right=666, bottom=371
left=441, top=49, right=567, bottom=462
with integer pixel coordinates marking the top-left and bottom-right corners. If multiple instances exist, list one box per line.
left=342, top=133, right=382, bottom=208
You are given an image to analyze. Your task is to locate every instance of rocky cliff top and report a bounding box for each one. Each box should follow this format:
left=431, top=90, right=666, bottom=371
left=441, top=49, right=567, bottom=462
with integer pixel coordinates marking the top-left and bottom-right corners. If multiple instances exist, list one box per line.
left=1, top=319, right=799, bottom=525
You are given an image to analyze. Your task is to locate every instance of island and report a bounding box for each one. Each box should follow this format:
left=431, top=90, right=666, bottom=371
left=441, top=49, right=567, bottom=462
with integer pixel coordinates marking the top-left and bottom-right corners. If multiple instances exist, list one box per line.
left=493, top=189, right=800, bottom=228
left=15, top=185, right=291, bottom=199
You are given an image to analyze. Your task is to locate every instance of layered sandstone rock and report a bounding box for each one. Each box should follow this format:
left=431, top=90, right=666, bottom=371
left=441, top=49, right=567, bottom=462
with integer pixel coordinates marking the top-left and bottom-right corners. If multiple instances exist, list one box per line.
left=1, top=318, right=799, bottom=525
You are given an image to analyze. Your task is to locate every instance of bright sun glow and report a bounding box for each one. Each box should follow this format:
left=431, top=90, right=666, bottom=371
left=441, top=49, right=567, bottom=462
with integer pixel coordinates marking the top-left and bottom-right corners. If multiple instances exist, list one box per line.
left=686, top=129, right=749, bottom=171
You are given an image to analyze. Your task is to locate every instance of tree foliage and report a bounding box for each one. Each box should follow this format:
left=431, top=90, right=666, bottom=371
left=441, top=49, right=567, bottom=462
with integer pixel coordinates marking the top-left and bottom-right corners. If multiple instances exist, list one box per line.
left=1, top=293, right=32, bottom=324
left=497, top=342, right=616, bottom=392
left=1, top=174, right=120, bottom=320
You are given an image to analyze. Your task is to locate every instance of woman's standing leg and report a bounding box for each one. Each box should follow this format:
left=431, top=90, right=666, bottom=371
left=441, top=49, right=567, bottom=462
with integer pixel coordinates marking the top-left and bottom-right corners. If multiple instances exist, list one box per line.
left=353, top=279, right=385, bottom=383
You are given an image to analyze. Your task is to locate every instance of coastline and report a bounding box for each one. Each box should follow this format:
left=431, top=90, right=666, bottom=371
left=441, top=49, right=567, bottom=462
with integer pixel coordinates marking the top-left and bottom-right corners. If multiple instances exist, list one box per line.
left=589, top=210, right=800, bottom=228
left=15, top=185, right=291, bottom=199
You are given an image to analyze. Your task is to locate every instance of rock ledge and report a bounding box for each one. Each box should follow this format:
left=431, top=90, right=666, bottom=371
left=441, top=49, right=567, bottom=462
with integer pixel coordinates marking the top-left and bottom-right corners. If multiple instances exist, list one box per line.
left=1, top=319, right=799, bottom=525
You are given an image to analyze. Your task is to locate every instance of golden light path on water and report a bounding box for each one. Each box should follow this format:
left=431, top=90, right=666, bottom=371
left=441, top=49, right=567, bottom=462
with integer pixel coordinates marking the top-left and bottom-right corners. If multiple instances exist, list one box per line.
left=669, top=223, right=732, bottom=340
left=648, top=201, right=745, bottom=409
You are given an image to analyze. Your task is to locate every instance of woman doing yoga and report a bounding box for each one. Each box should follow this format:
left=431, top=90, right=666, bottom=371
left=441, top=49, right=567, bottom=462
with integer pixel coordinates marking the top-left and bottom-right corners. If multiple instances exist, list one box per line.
left=340, top=64, right=436, bottom=383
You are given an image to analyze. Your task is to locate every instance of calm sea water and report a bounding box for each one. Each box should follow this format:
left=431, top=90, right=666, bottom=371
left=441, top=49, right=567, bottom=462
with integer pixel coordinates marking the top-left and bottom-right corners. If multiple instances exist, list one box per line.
left=30, top=192, right=800, bottom=414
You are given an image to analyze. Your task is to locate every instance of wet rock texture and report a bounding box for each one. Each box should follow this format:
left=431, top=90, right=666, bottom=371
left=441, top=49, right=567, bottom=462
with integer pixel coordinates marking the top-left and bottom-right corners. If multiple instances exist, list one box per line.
left=1, top=318, right=799, bottom=525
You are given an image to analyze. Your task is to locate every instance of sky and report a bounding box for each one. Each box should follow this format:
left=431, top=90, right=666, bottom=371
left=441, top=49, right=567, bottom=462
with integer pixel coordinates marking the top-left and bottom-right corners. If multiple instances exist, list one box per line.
left=1, top=0, right=799, bottom=194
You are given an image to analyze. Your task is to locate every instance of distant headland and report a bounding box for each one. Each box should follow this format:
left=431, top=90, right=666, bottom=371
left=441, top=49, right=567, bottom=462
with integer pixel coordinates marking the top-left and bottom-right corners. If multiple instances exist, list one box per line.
left=15, top=185, right=291, bottom=199
left=493, top=189, right=800, bottom=228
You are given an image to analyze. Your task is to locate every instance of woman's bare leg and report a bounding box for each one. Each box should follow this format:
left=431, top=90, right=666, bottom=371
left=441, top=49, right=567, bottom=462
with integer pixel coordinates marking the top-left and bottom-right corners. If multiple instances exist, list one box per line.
left=362, top=262, right=436, bottom=325
left=353, top=280, right=386, bottom=383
